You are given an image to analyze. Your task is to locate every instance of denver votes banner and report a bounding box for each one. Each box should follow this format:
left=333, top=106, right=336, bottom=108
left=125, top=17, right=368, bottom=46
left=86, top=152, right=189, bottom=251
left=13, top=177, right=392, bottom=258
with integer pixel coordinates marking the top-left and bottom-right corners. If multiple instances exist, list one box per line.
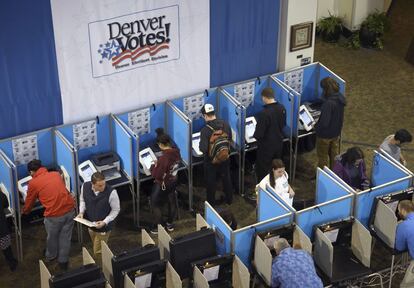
left=51, top=0, right=209, bottom=123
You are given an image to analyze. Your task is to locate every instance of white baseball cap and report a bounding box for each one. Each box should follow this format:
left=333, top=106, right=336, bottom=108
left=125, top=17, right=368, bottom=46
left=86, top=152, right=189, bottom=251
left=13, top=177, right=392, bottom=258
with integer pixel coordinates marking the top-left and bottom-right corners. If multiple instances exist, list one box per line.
left=201, top=103, right=215, bottom=114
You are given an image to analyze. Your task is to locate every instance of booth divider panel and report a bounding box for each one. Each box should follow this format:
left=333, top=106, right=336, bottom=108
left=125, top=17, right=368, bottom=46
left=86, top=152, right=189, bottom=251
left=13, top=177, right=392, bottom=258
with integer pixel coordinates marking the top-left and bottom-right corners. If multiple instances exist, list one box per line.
left=0, top=154, right=15, bottom=211
left=166, top=105, right=190, bottom=165
left=112, top=119, right=132, bottom=179
left=258, top=187, right=291, bottom=222
left=355, top=178, right=412, bottom=228
left=323, top=166, right=354, bottom=192
left=316, top=169, right=350, bottom=204
left=218, top=92, right=241, bottom=147
left=269, top=78, right=295, bottom=137
left=233, top=215, right=292, bottom=267
left=55, top=134, right=76, bottom=192
left=372, top=152, right=410, bottom=187
left=205, top=203, right=232, bottom=255
left=296, top=196, right=353, bottom=239
left=77, top=115, right=111, bottom=163
left=139, top=103, right=165, bottom=148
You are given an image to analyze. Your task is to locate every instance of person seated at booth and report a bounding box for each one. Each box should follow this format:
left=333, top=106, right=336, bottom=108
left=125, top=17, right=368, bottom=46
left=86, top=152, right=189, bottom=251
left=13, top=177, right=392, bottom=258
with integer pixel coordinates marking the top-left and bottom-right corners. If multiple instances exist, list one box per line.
left=395, top=200, right=414, bottom=287
left=380, top=129, right=412, bottom=166
left=149, top=128, right=181, bottom=234
left=271, top=238, right=323, bottom=288
left=256, top=159, right=295, bottom=206
left=333, top=147, right=370, bottom=192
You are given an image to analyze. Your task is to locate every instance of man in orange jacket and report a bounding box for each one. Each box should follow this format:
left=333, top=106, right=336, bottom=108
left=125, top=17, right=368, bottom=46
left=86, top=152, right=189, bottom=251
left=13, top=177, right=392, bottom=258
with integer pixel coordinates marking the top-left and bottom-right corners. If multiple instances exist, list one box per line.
left=22, top=159, right=75, bottom=270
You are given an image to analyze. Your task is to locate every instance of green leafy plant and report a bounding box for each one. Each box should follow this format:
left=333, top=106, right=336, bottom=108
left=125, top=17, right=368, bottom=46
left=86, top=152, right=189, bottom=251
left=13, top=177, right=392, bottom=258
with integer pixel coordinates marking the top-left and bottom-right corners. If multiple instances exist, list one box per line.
left=317, top=12, right=343, bottom=43
left=359, top=11, right=390, bottom=50
left=345, top=32, right=360, bottom=49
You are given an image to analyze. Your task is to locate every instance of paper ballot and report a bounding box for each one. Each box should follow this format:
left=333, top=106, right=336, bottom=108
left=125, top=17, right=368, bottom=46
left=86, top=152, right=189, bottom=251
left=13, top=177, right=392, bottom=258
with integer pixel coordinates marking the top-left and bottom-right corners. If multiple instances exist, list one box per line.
left=74, top=217, right=97, bottom=228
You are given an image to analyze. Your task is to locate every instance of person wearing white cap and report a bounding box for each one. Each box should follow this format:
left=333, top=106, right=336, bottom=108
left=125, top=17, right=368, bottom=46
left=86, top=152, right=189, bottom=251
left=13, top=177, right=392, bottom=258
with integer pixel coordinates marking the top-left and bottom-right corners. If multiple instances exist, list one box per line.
left=199, top=104, right=233, bottom=206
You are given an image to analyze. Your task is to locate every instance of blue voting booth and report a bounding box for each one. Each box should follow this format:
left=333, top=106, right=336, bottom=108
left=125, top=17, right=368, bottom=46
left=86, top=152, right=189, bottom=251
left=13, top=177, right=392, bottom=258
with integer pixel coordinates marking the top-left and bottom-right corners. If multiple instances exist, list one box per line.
left=0, top=127, right=56, bottom=259
left=354, top=151, right=412, bottom=228
left=56, top=115, right=135, bottom=224
left=273, top=62, right=346, bottom=180
left=205, top=187, right=293, bottom=268
left=0, top=151, right=22, bottom=260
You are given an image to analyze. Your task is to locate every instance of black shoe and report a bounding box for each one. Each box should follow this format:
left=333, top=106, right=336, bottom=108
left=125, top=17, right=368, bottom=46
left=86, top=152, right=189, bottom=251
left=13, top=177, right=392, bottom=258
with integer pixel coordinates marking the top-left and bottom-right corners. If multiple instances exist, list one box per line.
left=149, top=227, right=158, bottom=235
left=58, top=262, right=69, bottom=271
left=166, top=222, right=175, bottom=232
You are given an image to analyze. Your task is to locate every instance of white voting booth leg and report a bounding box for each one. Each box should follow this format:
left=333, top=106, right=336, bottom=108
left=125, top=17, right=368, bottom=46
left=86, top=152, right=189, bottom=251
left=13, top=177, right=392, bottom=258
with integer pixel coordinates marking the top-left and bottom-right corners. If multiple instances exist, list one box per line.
left=82, top=247, right=95, bottom=265
left=196, top=213, right=210, bottom=231
left=158, top=224, right=171, bottom=260
left=166, top=261, right=182, bottom=288
left=39, top=260, right=51, bottom=288
left=351, top=219, right=372, bottom=268
left=314, top=228, right=334, bottom=279
left=102, top=241, right=114, bottom=287
left=233, top=255, right=250, bottom=288
left=293, top=225, right=312, bottom=254
left=193, top=265, right=209, bottom=288
left=141, top=228, right=155, bottom=246
left=253, top=234, right=273, bottom=286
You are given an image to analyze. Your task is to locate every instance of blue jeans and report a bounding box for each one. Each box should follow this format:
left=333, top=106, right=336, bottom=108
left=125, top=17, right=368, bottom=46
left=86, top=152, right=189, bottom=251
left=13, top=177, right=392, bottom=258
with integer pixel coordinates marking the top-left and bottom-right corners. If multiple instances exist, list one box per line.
left=44, top=209, right=75, bottom=263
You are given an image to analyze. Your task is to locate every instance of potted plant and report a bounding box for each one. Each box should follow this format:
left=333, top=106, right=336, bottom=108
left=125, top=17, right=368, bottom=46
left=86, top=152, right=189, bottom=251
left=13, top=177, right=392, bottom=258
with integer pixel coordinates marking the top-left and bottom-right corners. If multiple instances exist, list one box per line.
left=317, top=13, right=343, bottom=43
left=359, top=11, right=390, bottom=49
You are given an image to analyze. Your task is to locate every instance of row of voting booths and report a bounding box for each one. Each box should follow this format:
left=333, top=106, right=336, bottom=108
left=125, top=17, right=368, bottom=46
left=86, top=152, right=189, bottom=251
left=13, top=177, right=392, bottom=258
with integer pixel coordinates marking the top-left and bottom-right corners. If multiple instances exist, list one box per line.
left=203, top=150, right=413, bottom=287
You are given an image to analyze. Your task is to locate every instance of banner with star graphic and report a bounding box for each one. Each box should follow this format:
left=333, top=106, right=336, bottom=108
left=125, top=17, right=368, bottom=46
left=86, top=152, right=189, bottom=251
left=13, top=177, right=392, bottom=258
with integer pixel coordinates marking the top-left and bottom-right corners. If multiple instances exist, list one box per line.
left=51, top=0, right=209, bottom=123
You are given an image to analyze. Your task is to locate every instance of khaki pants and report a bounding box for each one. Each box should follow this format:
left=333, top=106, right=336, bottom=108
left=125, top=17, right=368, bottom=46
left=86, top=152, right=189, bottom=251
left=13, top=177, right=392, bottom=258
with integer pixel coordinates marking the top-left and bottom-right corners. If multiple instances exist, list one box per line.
left=316, top=136, right=340, bottom=169
left=400, top=260, right=414, bottom=288
left=88, top=229, right=110, bottom=257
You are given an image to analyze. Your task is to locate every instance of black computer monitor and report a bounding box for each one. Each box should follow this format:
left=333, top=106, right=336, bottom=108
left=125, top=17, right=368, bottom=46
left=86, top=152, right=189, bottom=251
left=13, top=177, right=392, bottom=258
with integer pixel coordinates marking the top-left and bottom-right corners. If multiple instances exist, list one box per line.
left=71, top=276, right=107, bottom=288
left=257, top=224, right=295, bottom=250
left=49, top=264, right=101, bottom=288
left=192, top=254, right=234, bottom=285
left=170, top=228, right=217, bottom=279
left=318, top=219, right=353, bottom=246
left=370, top=188, right=414, bottom=226
left=111, top=245, right=160, bottom=288
left=124, top=260, right=167, bottom=288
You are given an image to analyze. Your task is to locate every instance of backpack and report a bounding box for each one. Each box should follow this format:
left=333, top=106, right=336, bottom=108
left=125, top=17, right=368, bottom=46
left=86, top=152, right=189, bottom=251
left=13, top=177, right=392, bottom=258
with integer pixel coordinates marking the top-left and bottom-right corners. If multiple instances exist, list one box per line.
left=207, top=124, right=230, bottom=164
left=161, top=159, right=180, bottom=191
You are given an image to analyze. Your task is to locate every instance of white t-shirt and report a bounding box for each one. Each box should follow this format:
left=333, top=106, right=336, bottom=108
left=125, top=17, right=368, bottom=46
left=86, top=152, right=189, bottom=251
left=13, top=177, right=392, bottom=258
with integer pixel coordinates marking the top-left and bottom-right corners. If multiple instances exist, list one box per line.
left=257, top=171, right=293, bottom=206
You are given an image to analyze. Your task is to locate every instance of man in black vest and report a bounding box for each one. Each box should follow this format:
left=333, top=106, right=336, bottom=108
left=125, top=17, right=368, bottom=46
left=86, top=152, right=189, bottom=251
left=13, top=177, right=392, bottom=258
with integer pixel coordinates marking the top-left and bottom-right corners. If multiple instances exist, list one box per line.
left=77, top=172, right=120, bottom=258
left=254, top=87, right=286, bottom=183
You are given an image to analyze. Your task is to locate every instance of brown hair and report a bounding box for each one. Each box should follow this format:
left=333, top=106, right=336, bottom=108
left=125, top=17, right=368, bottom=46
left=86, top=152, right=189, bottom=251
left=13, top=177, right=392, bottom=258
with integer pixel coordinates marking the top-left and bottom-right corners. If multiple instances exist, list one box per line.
left=269, top=159, right=285, bottom=189
left=91, top=172, right=105, bottom=184
left=398, top=200, right=414, bottom=214
left=261, top=87, right=275, bottom=99
left=320, top=77, right=339, bottom=98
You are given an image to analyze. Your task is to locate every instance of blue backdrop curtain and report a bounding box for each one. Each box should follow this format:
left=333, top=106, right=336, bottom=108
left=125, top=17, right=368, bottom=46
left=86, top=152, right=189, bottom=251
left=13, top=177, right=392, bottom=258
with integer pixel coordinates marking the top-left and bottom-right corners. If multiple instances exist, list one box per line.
left=210, top=0, right=280, bottom=87
left=0, top=0, right=62, bottom=139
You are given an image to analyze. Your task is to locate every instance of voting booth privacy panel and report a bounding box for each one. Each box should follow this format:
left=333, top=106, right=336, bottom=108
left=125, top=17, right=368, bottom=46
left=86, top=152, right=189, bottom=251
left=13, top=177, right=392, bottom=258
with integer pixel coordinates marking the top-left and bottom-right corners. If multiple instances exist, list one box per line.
left=205, top=188, right=293, bottom=268
left=273, top=62, right=346, bottom=138
left=315, top=167, right=354, bottom=204
left=355, top=151, right=412, bottom=228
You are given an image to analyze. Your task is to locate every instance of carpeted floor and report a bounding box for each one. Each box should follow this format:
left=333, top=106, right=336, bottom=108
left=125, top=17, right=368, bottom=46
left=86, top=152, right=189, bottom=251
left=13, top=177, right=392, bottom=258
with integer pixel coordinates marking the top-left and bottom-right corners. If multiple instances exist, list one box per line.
left=1, top=1, right=413, bottom=287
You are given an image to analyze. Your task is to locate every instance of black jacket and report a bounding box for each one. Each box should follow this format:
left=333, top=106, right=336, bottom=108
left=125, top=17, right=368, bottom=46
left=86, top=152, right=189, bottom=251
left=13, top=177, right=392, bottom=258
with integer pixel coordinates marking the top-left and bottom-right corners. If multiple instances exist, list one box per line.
left=199, top=119, right=231, bottom=162
left=253, top=102, right=286, bottom=150
left=315, top=93, right=346, bottom=138
left=0, top=191, right=11, bottom=237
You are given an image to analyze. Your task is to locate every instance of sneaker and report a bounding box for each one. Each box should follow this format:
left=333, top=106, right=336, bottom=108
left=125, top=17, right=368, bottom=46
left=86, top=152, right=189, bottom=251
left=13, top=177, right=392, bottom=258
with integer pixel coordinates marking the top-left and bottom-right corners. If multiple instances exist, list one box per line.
left=166, top=223, right=175, bottom=232
left=246, top=194, right=257, bottom=201
left=149, top=227, right=158, bottom=235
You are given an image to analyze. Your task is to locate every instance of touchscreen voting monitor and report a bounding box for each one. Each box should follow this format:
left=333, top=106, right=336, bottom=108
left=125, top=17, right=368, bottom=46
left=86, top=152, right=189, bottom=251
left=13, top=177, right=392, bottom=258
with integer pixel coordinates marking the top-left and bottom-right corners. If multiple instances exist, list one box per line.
left=139, top=147, right=157, bottom=176
left=192, top=132, right=203, bottom=157
left=125, top=260, right=167, bottom=288
left=298, top=105, right=315, bottom=131
left=323, top=229, right=340, bottom=243
left=192, top=254, right=233, bottom=285
left=78, top=160, right=97, bottom=182
left=257, top=224, right=295, bottom=250
left=112, top=245, right=160, bottom=288
left=386, top=201, right=399, bottom=213
left=245, top=117, right=257, bottom=143
left=170, top=228, right=217, bottom=278
left=17, top=176, right=32, bottom=202
left=318, top=219, right=353, bottom=246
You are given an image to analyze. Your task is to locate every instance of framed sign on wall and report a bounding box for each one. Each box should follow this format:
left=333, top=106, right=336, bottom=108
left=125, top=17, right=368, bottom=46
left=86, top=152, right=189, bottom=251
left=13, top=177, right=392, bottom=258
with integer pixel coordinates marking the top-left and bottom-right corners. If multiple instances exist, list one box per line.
left=290, top=22, right=313, bottom=52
